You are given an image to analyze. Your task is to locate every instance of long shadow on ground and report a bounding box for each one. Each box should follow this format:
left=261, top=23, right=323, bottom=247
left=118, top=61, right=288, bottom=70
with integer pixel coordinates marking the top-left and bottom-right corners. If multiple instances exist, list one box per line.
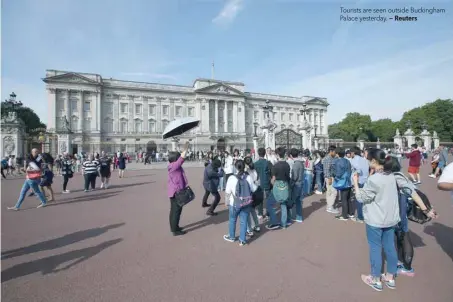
left=424, top=222, right=453, bottom=262
left=57, top=181, right=154, bottom=194
left=1, top=239, right=123, bottom=283
left=1, top=223, right=125, bottom=260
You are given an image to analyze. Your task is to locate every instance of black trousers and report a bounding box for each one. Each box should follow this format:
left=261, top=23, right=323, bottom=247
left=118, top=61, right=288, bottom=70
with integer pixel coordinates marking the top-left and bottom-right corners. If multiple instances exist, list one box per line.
left=339, top=188, right=354, bottom=217
left=202, top=190, right=221, bottom=212
left=84, top=173, right=97, bottom=190
left=169, top=197, right=183, bottom=232
left=63, top=175, right=70, bottom=191
left=396, top=229, right=414, bottom=270
left=1, top=168, right=6, bottom=179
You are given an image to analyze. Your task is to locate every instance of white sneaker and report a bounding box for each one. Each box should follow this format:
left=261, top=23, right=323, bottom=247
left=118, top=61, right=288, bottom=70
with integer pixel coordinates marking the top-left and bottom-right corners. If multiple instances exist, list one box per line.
left=326, top=207, right=339, bottom=214
left=100, top=183, right=104, bottom=189
left=428, top=174, right=435, bottom=178
left=37, top=203, right=46, bottom=208
left=63, top=190, right=70, bottom=194
left=315, top=190, right=323, bottom=195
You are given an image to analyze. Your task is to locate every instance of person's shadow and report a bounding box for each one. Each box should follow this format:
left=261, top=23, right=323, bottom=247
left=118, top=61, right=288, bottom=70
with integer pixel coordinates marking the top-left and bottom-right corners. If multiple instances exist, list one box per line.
left=1, top=239, right=123, bottom=283
left=1, top=223, right=125, bottom=260
left=183, top=209, right=229, bottom=233
left=424, top=222, right=453, bottom=262
left=303, top=199, right=327, bottom=219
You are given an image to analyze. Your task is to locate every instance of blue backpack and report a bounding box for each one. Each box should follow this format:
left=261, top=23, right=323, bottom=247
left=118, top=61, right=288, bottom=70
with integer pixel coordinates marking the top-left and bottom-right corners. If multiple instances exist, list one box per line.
left=233, top=173, right=253, bottom=209
left=333, top=158, right=352, bottom=191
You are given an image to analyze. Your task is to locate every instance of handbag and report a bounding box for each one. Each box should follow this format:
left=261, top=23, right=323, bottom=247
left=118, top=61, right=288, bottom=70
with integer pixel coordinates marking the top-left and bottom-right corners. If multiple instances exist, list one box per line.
left=174, top=186, right=195, bottom=207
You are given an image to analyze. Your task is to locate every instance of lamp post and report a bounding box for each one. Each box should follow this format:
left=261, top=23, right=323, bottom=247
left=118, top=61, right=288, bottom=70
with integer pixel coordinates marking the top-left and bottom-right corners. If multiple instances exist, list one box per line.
left=3, top=92, right=23, bottom=110
left=299, top=104, right=310, bottom=121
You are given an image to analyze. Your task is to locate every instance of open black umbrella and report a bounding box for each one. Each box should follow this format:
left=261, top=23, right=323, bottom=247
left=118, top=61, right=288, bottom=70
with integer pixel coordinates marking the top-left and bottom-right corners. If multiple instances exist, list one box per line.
left=162, top=117, right=200, bottom=139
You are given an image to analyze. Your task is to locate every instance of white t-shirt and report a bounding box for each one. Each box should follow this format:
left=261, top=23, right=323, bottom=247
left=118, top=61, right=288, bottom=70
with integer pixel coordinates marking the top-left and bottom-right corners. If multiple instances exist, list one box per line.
left=438, top=162, right=453, bottom=201
left=225, top=174, right=257, bottom=206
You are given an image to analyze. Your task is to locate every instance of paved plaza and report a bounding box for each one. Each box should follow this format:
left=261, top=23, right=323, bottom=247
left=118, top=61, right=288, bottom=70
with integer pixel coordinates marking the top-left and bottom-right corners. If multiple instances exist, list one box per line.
left=1, top=163, right=453, bottom=302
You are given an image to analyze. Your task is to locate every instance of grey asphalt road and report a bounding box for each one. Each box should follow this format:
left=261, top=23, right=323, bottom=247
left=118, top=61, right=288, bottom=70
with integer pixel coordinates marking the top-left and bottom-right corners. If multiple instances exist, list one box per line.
left=1, top=162, right=452, bottom=302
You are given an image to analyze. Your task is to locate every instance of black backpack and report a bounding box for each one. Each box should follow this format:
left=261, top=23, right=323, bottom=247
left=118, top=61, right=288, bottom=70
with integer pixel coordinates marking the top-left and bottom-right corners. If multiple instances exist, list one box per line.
left=407, top=189, right=433, bottom=224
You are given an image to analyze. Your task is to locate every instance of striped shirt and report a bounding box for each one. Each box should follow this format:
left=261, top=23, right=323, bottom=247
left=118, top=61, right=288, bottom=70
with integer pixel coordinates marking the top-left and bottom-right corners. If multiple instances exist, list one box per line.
left=82, top=160, right=99, bottom=174
left=322, top=155, right=335, bottom=178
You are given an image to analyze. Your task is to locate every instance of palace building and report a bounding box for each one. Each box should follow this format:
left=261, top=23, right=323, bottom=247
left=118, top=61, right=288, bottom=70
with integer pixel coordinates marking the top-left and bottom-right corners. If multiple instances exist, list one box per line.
left=43, top=70, right=329, bottom=154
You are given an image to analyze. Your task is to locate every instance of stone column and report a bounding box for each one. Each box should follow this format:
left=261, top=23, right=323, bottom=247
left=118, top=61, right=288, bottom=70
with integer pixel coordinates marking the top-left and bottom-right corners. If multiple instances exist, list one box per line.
left=129, top=96, right=134, bottom=133
left=96, top=91, right=101, bottom=132
left=78, top=91, right=84, bottom=131
left=232, top=102, right=238, bottom=132
left=171, top=138, right=178, bottom=151
left=47, top=88, right=57, bottom=130
left=143, top=96, right=149, bottom=132
left=214, top=100, right=219, bottom=133
left=253, top=136, right=259, bottom=160
left=358, top=139, right=365, bottom=150
left=314, top=137, right=319, bottom=150
left=65, top=90, right=70, bottom=119
left=223, top=101, right=228, bottom=133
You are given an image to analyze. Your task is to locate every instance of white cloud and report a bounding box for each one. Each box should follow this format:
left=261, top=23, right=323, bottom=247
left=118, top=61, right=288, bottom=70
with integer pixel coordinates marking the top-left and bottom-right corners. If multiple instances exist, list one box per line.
left=280, top=40, right=453, bottom=123
left=212, top=0, right=244, bottom=25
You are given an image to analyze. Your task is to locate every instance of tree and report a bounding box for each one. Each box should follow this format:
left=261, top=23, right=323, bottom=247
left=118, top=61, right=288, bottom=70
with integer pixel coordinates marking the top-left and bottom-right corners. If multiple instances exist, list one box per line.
left=1, top=102, right=46, bottom=133
left=399, top=99, right=453, bottom=141
left=369, top=119, right=397, bottom=142
left=329, top=99, right=453, bottom=142
left=331, top=113, right=372, bottom=141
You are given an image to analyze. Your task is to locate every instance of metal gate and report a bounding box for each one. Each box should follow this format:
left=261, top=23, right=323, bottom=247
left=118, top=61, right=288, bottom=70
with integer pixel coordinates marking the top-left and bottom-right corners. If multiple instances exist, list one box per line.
left=275, top=129, right=303, bottom=150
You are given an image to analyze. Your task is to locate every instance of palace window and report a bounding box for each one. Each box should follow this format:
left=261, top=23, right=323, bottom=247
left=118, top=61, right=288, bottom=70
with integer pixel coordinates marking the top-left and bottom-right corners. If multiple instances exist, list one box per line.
left=71, top=100, right=78, bottom=112
left=103, top=118, right=113, bottom=132
left=188, top=107, right=194, bottom=117
left=280, top=113, right=285, bottom=121
left=176, top=106, right=182, bottom=117
left=134, top=119, right=143, bottom=133
left=273, top=112, right=277, bottom=120
left=84, top=101, right=91, bottom=112
left=253, top=111, right=258, bottom=120
left=71, top=116, right=78, bottom=131
left=289, top=113, right=293, bottom=121
left=162, top=105, right=169, bottom=116
left=162, top=120, right=169, bottom=130
left=120, top=103, right=128, bottom=114
left=83, top=118, right=91, bottom=131
left=148, top=120, right=156, bottom=132
left=120, top=119, right=128, bottom=133
left=135, top=104, right=142, bottom=115
left=149, top=104, right=156, bottom=115
left=105, top=103, right=113, bottom=114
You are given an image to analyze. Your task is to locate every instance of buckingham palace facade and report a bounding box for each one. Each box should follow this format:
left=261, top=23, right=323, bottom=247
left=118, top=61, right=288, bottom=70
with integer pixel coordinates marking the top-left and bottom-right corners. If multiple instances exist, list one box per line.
left=43, top=70, right=329, bottom=155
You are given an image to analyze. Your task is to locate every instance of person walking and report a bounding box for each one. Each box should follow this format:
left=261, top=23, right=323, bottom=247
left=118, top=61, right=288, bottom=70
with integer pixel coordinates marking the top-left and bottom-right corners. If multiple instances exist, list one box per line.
left=7, top=149, right=47, bottom=210
left=61, top=152, right=74, bottom=193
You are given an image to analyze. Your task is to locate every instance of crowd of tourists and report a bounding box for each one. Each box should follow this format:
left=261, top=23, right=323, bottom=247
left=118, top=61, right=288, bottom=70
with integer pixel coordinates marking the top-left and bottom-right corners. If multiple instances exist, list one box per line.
left=167, top=141, right=452, bottom=292
left=5, top=149, right=130, bottom=211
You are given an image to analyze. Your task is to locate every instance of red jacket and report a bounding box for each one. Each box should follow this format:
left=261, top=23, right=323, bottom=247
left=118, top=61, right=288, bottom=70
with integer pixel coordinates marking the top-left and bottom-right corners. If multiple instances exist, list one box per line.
left=406, top=150, right=421, bottom=167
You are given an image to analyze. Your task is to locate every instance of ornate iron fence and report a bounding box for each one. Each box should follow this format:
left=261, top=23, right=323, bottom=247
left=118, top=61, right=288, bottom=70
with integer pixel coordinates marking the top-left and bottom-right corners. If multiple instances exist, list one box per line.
left=275, top=129, right=303, bottom=150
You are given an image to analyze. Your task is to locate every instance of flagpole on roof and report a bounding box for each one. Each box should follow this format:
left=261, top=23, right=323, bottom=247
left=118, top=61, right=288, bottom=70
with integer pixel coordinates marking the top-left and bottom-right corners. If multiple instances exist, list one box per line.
left=211, top=61, right=215, bottom=79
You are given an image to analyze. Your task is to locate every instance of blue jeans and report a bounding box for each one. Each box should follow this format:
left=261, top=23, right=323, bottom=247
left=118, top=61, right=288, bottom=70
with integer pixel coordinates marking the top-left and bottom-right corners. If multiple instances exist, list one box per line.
left=303, top=171, right=313, bottom=196
left=266, top=191, right=290, bottom=227
left=290, top=184, right=304, bottom=221
left=356, top=183, right=364, bottom=220
left=366, top=224, right=398, bottom=277
left=398, top=194, right=410, bottom=233
left=218, top=176, right=224, bottom=191
left=15, top=179, right=47, bottom=208
left=229, top=205, right=251, bottom=242
left=315, top=171, right=323, bottom=191
left=247, top=208, right=259, bottom=231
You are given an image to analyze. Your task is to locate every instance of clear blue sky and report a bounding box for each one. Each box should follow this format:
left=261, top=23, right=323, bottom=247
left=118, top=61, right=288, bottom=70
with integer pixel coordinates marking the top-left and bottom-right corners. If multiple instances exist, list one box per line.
left=2, top=0, right=452, bottom=124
